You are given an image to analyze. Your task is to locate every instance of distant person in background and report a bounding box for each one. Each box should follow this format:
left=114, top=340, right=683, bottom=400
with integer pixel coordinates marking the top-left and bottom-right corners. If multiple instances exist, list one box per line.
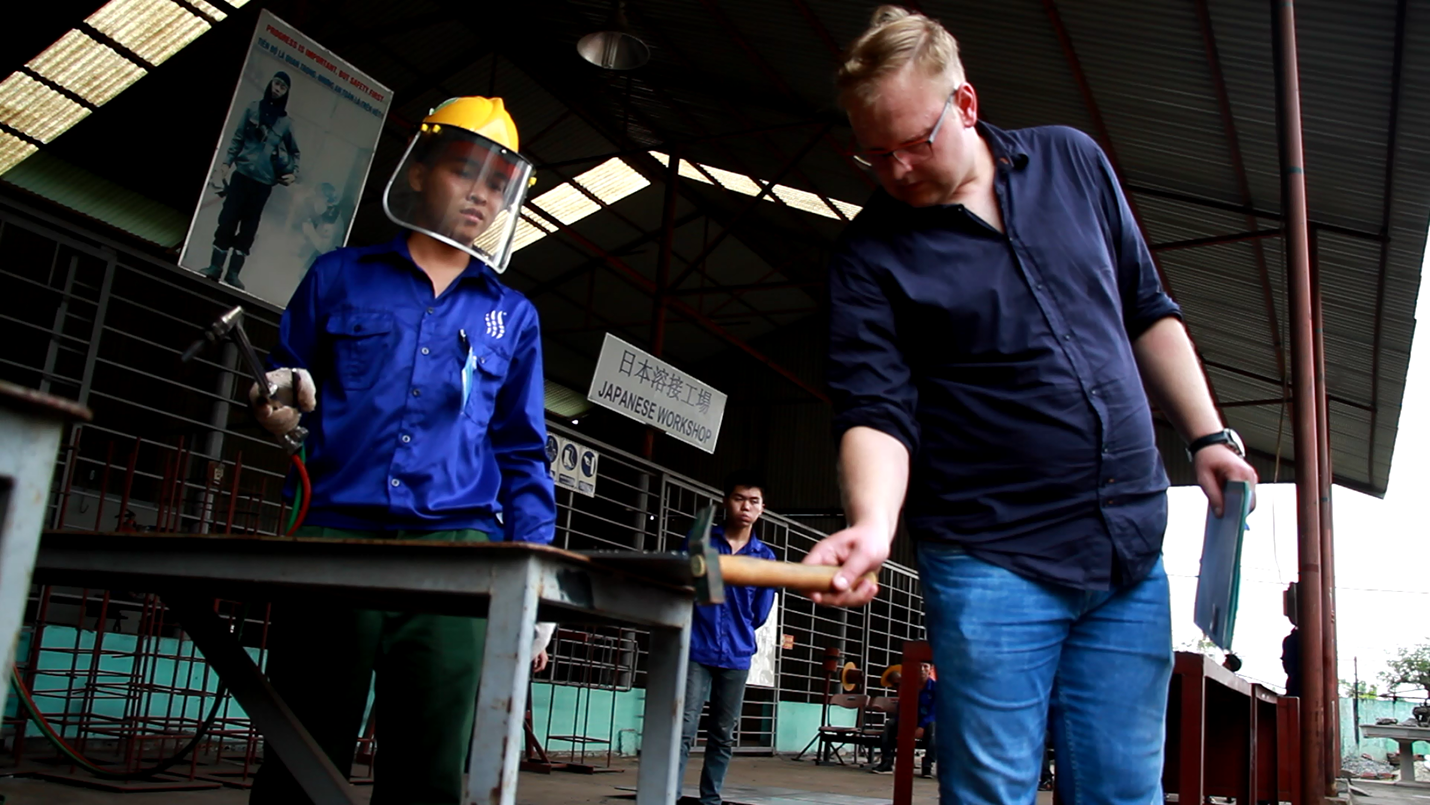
left=871, top=661, right=936, bottom=777
left=203, top=71, right=300, bottom=291
left=677, top=471, right=776, bottom=805
left=1282, top=583, right=1303, bottom=697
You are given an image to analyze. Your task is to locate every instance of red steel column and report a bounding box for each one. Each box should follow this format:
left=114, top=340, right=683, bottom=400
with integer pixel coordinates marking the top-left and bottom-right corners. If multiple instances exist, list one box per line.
left=1311, top=227, right=1341, bottom=789
left=1271, top=0, right=1326, bottom=797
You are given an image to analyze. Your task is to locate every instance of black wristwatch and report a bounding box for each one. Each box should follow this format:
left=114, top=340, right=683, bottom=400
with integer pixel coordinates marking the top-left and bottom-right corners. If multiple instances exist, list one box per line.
left=1186, top=428, right=1245, bottom=462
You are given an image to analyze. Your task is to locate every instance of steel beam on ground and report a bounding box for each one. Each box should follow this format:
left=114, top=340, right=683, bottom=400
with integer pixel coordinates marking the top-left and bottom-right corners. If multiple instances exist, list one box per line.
left=1271, top=0, right=1326, bottom=797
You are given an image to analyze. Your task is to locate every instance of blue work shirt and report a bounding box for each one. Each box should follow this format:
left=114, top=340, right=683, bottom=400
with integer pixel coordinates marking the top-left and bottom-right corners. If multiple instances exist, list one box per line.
left=917, top=678, right=936, bottom=729
left=827, top=122, right=1180, bottom=591
left=270, top=235, right=556, bottom=543
left=685, top=526, right=777, bottom=670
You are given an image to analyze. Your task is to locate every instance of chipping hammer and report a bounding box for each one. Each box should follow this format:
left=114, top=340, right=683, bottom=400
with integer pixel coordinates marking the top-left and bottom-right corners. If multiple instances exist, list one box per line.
left=684, top=507, right=879, bottom=605
left=181, top=306, right=308, bottom=455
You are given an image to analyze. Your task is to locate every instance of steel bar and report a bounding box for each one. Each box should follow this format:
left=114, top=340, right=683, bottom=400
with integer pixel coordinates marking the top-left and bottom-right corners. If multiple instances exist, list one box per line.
left=1149, top=229, right=1281, bottom=252
left=1365, top=0, right=1409, bottom=492
left=522, top=205, right=829, bottom=403
left=667, top=123, right=833, bottom=295
left=646, top=150, right=682, bottom=459
left=161, top=594, right=356, bottom=805
left=1312, top=228, right=1340, bottom=785
left=465, top=557, right=539, bottom=805
left=1193, top=0, right=1289, bottom=389
left=1124, top=185, right=1383, bottom=243
left=1271, top=0, right=1326, bottom=797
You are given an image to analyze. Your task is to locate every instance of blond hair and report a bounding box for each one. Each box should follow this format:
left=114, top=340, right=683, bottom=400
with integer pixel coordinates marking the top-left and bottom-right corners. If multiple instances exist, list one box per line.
left=836, top=5, right=965, bottom=108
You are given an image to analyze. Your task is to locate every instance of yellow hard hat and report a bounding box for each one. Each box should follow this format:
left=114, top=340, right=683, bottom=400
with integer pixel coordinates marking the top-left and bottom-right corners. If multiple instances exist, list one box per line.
left=421, top=96, right=520, bottom=152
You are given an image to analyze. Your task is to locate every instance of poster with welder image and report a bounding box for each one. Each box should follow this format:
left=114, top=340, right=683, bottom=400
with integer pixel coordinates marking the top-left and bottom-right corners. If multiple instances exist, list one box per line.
left=177, top=10, right=390, bottom=306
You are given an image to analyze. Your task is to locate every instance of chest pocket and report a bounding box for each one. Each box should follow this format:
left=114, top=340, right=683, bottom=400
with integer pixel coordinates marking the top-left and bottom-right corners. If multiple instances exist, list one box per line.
left=325, top=310, right=394, bottom=390
left=462, top=347, right=512, bottom=430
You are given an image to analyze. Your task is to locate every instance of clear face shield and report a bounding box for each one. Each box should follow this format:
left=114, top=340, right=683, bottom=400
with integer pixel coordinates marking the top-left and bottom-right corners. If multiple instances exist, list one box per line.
left=382, top=127, right=534, bottom=272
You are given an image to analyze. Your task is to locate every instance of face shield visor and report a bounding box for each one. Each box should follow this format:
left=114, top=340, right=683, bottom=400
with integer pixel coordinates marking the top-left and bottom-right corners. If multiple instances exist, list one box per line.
left=382, top=126, right=534, bottom=273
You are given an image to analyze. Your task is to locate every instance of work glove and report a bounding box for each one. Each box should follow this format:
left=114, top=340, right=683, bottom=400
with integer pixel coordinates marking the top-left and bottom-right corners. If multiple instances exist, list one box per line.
left=249, top=368, right=316, bottom=438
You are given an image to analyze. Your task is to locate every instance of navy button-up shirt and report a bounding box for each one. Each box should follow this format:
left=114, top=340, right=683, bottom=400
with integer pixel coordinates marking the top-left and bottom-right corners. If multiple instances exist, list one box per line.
left=271, top=236, right=556, bottom=543
left=827, top=123, right=1179, bottom=590
left=684, top=526, right=777, bottom=670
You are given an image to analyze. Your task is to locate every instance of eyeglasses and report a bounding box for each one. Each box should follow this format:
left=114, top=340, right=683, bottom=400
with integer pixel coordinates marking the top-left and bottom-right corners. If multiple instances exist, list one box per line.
left=850, top=88, right=958, bottom=169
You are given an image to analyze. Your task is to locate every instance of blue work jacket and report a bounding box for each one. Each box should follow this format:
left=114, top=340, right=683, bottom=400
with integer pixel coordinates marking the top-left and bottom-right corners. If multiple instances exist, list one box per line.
left=270, top=235, right=556, bottom=543
left=685, top=526, right=777, bottom=670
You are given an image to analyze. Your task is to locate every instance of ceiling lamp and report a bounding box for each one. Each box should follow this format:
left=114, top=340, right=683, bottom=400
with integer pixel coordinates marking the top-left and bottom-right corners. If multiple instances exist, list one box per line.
left=576, top=0, right=650, bottom=70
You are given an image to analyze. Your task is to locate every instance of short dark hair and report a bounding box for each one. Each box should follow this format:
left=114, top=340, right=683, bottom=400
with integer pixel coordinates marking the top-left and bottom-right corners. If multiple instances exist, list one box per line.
left=723, top=470, right=766, bottom=499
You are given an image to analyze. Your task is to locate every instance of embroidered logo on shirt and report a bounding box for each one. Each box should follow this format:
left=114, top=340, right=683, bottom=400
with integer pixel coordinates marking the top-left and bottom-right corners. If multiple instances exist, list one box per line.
left=485, top=310, right=506, bottom=339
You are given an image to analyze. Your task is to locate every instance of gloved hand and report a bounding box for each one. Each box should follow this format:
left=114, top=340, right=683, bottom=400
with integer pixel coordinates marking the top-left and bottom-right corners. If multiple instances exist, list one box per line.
left=250, top=368, right=316, bottom=438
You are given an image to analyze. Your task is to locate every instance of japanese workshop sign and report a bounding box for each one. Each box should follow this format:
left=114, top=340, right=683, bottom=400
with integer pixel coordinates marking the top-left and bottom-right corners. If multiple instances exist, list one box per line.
left=545, top=433, right=599, bottom=498
left=587, top=334, right=728, bottom=454
left=178, top=10, right=390, bottom=307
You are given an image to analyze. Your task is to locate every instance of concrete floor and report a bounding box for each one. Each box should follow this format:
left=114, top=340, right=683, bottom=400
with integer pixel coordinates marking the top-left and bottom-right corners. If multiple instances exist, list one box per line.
left=0, top=754, right=1038, bottom=805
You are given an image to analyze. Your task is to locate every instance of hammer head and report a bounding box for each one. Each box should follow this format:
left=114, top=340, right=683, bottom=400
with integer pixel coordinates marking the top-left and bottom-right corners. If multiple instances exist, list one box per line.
left=685, top=506, right=724, bottom=606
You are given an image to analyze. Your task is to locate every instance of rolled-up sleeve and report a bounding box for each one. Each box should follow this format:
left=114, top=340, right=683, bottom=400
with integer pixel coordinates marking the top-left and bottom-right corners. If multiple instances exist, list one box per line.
left=1087, top=139, right=1180, bottom=340
left=825, top=245, right=919, bottom=456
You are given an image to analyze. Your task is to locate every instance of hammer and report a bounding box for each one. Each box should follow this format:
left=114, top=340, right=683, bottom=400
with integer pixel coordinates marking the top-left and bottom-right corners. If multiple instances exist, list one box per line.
left=181, top=306, right=307, bottom=455
left=684, top=506, right=878, bottom=606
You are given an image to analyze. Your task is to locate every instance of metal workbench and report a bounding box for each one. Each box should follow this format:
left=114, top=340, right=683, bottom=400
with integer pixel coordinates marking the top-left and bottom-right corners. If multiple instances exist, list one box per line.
left=32, top=532, right=694, bottom=805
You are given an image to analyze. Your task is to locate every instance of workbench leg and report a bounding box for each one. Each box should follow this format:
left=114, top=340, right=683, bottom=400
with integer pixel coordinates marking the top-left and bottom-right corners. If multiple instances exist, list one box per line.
left=466, top=559, right=538, bottom=805
left=1401, top=740, right=1418, bottom=782
left=163, top=594, right=357, bottom=805
left=636, top=620, right=691, bottom=805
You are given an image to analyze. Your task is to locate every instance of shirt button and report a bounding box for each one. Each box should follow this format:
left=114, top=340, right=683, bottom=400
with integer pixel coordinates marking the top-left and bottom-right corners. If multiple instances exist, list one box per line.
left=427, top=307, right=435, bottom=315
left=1091, top=389, right=1099, bottom=396
left=391, top=478, right=401, bottom=487
left=412, top=388, right=421, bottom=397
left=401, top=434, right=412, bottom=444
left=421, top=347, right=430, bottom=355
left=1102, top=444, right=1111, bottom=453
left=1063, top=334, right=1072, bottom=341
left=1036, top=283, right=1045, bottom=291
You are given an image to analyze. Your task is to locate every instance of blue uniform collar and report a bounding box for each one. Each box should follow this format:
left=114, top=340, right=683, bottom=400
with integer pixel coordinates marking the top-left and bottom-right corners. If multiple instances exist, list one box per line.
left=362, top=233, right=500, bottom=290
left=711, top=523, right=764, bottom=555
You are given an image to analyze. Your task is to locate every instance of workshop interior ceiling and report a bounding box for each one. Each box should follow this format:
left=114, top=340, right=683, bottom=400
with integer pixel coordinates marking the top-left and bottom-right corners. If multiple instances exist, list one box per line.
left=0, top=0, right=1424, bottom=497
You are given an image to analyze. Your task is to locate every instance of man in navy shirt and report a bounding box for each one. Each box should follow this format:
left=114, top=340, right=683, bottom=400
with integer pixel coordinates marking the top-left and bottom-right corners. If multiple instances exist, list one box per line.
left=678, top=471, right=777, bottom=805
left=246, top=96, right=556, bottom=804
left=803, top=7, right=1258, bottom=804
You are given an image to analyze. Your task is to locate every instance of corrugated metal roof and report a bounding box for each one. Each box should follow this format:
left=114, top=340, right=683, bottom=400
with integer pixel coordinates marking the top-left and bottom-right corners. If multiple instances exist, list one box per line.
left=6, top=0, right=1422, bottom=497
left=1, top=151, right=187, bottom=246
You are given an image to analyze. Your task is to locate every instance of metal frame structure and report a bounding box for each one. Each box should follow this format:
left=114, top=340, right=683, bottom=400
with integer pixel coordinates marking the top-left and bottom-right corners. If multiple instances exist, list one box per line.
left=33, top=533, right=696, bottom=805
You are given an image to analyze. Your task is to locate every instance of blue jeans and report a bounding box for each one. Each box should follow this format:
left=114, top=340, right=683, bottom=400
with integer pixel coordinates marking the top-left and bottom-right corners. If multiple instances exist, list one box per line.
left=917, top=542, right=1172, bottom=805
left=677, top=661, right=749, bottom=805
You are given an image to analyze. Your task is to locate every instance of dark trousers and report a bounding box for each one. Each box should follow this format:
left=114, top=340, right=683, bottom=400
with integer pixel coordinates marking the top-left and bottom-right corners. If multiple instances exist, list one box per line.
left=677, top=662, right=749, bottom=805
left=878, top=716, right=936, bottom=773
left=249, top=526, right=488, bottom=805
left=214, top=171, right=273, bottom=255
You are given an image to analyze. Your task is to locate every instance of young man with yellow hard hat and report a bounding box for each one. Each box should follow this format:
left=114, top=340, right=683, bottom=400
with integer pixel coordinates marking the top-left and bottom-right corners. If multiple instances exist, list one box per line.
left=246, top=96, right=556, bottom=804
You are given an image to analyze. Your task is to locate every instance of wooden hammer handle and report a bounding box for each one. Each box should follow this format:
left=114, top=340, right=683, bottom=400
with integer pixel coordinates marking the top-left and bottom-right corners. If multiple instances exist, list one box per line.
left=718, top=554, right=879, bottom=592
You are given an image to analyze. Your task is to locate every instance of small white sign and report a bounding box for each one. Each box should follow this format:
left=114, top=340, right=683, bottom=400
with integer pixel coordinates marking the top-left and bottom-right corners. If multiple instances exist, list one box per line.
left=586, top=334, right=727, bottom=454
left=545, top=433, right=599, bottom=498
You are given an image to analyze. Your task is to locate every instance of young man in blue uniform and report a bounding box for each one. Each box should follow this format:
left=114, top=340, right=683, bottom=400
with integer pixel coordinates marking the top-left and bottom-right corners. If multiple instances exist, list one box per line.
left=246, top=96, right=556, bottom=804
left=678, top=472, right=777, bottom=805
